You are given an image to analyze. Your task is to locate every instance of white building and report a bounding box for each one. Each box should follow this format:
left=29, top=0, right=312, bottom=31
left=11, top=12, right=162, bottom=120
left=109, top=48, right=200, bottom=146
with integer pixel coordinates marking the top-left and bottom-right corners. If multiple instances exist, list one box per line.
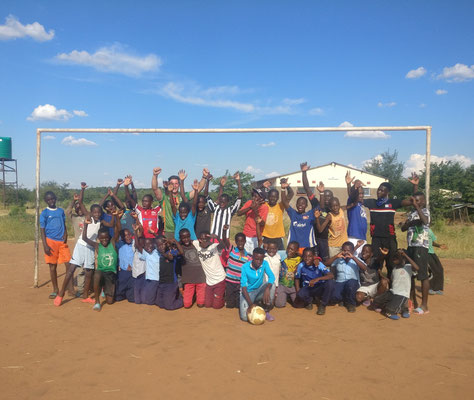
left=255, top=162, right=388, bottom=205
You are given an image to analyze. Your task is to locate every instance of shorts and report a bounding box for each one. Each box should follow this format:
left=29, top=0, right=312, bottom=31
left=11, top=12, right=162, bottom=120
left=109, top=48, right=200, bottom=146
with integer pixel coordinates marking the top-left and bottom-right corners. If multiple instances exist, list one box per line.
left=44, top=238, right=71, bottom=264
left=96, top=270, right=116, bottom=297
left=357, top=282, right=379, bottom=298
left=407, top=246, right=429, bottom=281
left=244, top=237, right=258, bottom=254
left=262, top=237, right=284, bottom=250
left=70, top=243, right=95, bottom=270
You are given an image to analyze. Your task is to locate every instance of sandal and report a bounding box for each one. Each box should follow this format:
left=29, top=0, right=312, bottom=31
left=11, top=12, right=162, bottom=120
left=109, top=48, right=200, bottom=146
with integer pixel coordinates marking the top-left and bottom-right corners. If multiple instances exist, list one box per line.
left=49, top=292, right=57, bottom=299
left=414, top=307, right=429, bottom=315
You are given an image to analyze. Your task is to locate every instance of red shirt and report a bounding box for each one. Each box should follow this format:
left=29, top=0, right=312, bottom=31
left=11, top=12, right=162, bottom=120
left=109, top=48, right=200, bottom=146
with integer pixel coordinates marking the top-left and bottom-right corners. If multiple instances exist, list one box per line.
left=136, top=205, right=162, bottom=238
left=242, top=200, right=269, bottom=238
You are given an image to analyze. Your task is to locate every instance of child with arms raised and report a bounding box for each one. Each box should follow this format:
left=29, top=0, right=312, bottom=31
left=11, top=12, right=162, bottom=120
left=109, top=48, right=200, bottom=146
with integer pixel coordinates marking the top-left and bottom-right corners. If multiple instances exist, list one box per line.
left=170, top=178, right=199, bottom=241
left=81, top=211, right=121, bottom=311
left=41, top=191, right=72, bottom=299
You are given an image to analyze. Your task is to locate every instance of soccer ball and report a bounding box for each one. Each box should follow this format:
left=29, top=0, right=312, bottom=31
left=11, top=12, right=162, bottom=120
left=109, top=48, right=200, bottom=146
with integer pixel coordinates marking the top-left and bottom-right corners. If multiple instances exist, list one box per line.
left=248, top=306, right=266, bottom=325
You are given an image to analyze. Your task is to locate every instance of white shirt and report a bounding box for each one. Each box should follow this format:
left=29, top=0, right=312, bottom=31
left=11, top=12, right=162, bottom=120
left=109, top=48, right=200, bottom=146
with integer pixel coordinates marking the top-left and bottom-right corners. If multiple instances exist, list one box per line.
left=264, top=253, right=281, bottom=287
left=132, top=242, right=146, bottom=278
left=192, top=241, right=225, bottom=286
left=391, top=264, right=413, bottom=298
left=77, top=218, right=100, bottom=249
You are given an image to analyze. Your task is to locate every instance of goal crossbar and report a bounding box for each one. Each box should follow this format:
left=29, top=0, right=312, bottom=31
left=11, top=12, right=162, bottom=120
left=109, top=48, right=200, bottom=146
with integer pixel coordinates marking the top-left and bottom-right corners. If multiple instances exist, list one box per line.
left=34, top=125, right=432, bottom=287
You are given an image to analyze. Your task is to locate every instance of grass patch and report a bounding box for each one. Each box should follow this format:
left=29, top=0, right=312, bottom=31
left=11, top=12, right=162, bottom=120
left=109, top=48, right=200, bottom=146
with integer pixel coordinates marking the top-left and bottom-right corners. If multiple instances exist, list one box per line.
left=0, top=214, right=36, bottom=242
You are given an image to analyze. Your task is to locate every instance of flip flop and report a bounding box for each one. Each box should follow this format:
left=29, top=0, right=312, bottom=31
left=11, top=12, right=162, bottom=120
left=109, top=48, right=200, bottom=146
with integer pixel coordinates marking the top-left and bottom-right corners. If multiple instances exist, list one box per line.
left=93, top=303, right=101, bottom=311
left=402, top=311, right=410, bottom=318
left=386, top=313, right=400, bottom=320
left=414, top=307, right=430, bottom=315
left=53, top=295, right=63, bottom=307
left=81, top=297, right=95, bottom=304
left=49, top=292, right=57, bottom=299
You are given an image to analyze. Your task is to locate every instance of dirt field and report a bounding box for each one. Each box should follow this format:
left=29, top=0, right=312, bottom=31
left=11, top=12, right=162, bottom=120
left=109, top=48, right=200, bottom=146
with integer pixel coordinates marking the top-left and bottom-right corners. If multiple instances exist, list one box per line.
left=1, top=242, right=473, bottom=400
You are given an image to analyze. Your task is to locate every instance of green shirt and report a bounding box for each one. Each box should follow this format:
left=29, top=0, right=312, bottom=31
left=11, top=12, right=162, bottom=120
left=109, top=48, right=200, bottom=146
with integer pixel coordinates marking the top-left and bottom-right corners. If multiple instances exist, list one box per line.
left=97, top=242, right=118, bottom=272
left=428, top=228, right=436, bottom=254
left=160, top=192, right=190, bottom=233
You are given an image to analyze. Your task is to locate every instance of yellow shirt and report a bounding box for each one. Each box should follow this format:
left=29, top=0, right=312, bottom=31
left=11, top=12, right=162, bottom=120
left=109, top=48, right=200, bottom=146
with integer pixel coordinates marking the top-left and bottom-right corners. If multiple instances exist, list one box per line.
left=262, top=203, right=285, bottom=239
left=328, top=210, right=348, bottom=247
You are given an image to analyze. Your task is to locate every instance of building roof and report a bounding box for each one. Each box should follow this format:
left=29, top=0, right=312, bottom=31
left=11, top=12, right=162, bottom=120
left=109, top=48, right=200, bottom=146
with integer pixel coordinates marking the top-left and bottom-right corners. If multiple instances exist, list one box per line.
left=254, top=161, right=388, bottom=185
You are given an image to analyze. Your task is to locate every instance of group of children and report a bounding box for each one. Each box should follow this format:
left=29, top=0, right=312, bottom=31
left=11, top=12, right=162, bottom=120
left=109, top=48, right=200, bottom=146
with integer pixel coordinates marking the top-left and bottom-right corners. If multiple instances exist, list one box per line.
left=40, top=163, right=446, bottom=321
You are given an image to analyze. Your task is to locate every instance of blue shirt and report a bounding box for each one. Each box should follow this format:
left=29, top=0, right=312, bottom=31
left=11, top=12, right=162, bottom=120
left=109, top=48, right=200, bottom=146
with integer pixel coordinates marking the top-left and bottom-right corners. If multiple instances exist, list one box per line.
left=286, top=206, right=316, bottom=248
left=346, top=199, right=367, bottom=240
left=240, top=260, right=275, bottom=292
left=100, top=212, right=115, bottom=238
left=139, top=249, right=160, bottom=281
left=295, top=262, right=331, bottom=287
left=174, top=212, right=197, bottom=241
left=118, top=242, right=134, bottom=271
left=332, top=257, right=361, bottom=283
left=40, top=207, right=66, bottom=241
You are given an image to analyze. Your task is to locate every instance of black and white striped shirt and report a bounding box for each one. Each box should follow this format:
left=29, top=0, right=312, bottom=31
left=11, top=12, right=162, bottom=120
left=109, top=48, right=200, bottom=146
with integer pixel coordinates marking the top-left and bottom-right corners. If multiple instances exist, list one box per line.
left=207, top=197, right=242, bottom=239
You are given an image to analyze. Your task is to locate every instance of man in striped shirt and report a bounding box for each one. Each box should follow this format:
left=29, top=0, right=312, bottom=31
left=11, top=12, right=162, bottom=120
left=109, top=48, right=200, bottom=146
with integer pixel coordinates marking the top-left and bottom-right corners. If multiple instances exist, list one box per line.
left=207, top=172, right=243, bottom=240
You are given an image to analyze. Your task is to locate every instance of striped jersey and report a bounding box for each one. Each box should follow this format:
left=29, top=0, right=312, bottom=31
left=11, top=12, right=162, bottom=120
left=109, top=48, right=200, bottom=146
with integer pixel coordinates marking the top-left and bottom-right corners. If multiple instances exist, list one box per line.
left=225, top=246, right=251, bottom=284
left=207, top=197, right=242, bottom=239
left=363, top=198, right=402, bottom=237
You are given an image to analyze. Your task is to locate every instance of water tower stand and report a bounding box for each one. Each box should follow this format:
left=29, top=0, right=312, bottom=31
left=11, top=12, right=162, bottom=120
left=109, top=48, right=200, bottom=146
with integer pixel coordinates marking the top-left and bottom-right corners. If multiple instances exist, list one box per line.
left=0, top=159, right=18, bottom=208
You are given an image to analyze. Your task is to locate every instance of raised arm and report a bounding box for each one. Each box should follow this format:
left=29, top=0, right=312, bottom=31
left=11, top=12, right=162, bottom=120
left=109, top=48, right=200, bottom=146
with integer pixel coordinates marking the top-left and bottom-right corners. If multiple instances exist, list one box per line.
left=218, top=175, right=227, bottom=199
left=300, top=162, right=314, bottom=199
left=345, top=171, right=355, bottom=197
left=178, top=169, right=188, bottom=202
left=191, top=179, right=199, bottom=216
left=123, top=176, right=137, bottom=209
left=169, top=190, right=178, bottom=217
left=203, top=173, right=212, bottom=197
left=108, top=188, right=125, bottom=210
left=234, top=172, right=243, bottom=199
left=408, top=173, right=419, bottom=194
left=151, top=167, right=163, bottom=202
left=113, top=178, right=123, bottom=196
left=280, top=179, right=291, bottom=210
left=78, top=182, right=89, bottom=217
left=98, top=190, right=110, bottom=208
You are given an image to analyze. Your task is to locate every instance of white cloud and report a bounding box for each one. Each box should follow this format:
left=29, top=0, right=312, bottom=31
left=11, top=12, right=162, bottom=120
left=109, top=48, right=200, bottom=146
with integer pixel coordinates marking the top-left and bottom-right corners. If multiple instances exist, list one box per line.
left=73, top=110, right=88, bottom=117
left=27, top=104, right=72, bottom=121
left=43, top=135, right=56, bottom=140
left=55, top=44, right=162, bottom=77
left=309, top=107, right=324, bottom=115
left=405, top=153, right=473, bottom=176
left=0, top=15, right=54, bottom=42
left=159, top=81, right=302, bottom=115
left=265, top=171, right=281, bottom=178
left=377, top=101, right=397, bottom=108
left=363, top=154, right=383, bottom=169
left=258, top=142, right=276, bottom=148
left=435, top=89, right=447, bottom=95
left=340, top=121, right=391, bottom=139
left=406, top=66, right=427, bottom=79
left=61, top=136, right=97, bottom=147
left=419, top=103, right=427, bottom=108
left=437, top=63, right=474, bottom=82
left=245, top=165, right=263, bottom=174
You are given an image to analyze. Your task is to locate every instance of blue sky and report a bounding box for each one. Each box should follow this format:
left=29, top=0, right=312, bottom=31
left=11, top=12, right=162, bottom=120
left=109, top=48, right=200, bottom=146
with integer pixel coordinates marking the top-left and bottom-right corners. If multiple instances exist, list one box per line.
left=0, top=0, right=473, bottom=189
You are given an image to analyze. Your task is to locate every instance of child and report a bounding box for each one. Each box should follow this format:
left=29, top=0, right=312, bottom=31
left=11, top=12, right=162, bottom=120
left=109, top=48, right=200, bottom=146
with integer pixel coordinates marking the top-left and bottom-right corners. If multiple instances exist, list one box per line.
left=174, top=228, right=207, bottom=308
left=264, top=242, right=281, bottom=289
left=326, top=241, right=367, bottom=313
left=280, top=180, right=316, bottom=253
left=428, top=228, right=447, bottom=295
left=294, top=247, right=335, bottom=315
left=81, top=213, right=121, bottom=311
left=115, top=228, right=135, bottom=303
left=65, top=191, right=84, bottom=295
left=99, top=188, right=125, bottom=238
left=237, top=188, right=268, bottom=253
left=372, top=249, right=419, bottom=320
left=40, top=191, right=72, bottom=299
left=261, top=182, right=293, bottom=250
left=345, top=171, right=367, bottom=257
left=54, top=183, right=102, bottom=306
left=193, top=231, right=227, bottom=309
left=401, top=192, right=431, bottom=314
left=223, top=232, right=252, bottom=308
left=240, top=247, right=276, bottom=322
left=124, top=175, right=162, bottom=239
left=355, top=244, right=389, bottom=306
left=131, top=229, right=147, bottom=305
left=170, top=178, right=199, bottom=241
left=134, top=231, right=161, bottom=306
left=316, top=197, right=348, bottom=258
left=155, top=238, right=183, bottom=310
left=195, top=172, right=213, bottom=238
left=275, top=241, right=301, bottom=308
left=207, top=172, right=242, bottom=240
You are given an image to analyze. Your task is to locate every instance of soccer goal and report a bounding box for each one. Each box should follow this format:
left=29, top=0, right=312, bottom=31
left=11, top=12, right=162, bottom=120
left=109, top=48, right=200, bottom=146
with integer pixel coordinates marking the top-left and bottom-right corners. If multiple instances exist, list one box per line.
left=33, top=125, right=432, bottom=287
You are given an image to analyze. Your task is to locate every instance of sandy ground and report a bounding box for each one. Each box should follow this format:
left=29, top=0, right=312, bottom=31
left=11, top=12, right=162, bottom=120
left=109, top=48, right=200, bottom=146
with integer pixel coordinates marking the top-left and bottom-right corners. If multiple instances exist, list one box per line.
left=0, top=242, right=473, bottom=400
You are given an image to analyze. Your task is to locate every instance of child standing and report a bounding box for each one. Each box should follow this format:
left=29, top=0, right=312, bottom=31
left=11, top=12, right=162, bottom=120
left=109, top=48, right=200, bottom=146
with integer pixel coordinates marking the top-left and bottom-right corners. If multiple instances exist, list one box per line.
left=275, top=241, right=301, bottom=308
left=174, top=228, right=207, bottom=308
left=326, top=241, right=367, bottom=313
left=294, top=247, right=335, bottom=315
left=372, top=249, right=419, bottom=320
left=40, top=191, right=72, bottom=299
left=237, top=188, right=268, bottom=253
left=193, top=231, right=227, bottom=309
left=223, top=232, right=251, bottom=309
left=345, top=171, right=367, bottom=257
left=428, top=228, right=447, bottom=295
left=317, top=197, right=348, bottom=258
left=81, top=213, right=121, bottom=311
left=115, top=228, right=135, bottom=303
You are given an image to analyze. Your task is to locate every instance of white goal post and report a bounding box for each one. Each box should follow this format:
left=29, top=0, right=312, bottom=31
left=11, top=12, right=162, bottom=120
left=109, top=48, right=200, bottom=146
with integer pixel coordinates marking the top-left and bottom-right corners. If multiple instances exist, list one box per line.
left=34, top=125, right=432, bottom=287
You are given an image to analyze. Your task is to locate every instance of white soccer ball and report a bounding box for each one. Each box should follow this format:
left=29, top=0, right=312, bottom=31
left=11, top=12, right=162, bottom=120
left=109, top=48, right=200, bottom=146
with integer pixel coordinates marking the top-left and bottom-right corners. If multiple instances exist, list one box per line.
left=248, top=306, right=266, bottom=325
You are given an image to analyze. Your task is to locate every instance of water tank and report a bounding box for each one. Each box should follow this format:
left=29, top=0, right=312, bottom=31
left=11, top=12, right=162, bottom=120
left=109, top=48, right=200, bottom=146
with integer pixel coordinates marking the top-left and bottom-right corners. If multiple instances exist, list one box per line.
left=0, top=137, right=12, bottom=160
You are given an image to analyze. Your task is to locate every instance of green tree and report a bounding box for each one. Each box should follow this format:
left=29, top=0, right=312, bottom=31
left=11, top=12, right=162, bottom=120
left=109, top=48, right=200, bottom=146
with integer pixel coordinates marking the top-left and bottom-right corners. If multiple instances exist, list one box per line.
left=209, top=170, right=254, bottom=203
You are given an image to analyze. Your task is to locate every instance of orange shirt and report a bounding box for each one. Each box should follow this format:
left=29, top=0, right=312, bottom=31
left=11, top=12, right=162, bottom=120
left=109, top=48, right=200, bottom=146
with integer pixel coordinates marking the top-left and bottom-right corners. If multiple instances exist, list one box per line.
left=328, top=210, right=348, bottom=247
left=262, top=202, right=285, bottom=239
